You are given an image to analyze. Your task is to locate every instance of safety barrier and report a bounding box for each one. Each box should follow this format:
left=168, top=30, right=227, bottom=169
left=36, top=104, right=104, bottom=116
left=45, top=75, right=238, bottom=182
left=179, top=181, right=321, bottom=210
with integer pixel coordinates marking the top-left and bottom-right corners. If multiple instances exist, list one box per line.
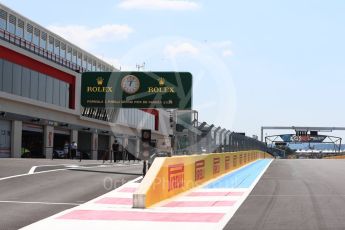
left=133, top=150, right=273, bottom=208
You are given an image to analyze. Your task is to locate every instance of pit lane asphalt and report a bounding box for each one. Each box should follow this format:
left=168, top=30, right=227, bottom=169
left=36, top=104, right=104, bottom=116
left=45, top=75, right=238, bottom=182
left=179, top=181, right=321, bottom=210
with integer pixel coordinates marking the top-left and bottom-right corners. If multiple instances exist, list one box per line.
left=0, top=159, right=142, bottom=230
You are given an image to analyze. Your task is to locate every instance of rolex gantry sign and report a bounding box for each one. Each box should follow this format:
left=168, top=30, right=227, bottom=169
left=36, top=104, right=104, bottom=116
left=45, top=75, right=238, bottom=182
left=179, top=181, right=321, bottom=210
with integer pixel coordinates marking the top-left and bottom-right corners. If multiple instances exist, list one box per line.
left=81, top=72, right=192, bottom=109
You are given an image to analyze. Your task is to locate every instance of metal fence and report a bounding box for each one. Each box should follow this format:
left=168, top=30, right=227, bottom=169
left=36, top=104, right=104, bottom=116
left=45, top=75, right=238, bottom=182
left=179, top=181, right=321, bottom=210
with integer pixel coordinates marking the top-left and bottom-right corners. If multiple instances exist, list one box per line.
left=173, top=120, right=277, bottom=156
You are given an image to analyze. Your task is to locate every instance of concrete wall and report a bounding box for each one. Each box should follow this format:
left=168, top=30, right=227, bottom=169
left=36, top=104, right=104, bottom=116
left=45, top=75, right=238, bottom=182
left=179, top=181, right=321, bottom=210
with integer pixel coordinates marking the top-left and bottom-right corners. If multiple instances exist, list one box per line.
left=133, top=151, right=273, bottom=208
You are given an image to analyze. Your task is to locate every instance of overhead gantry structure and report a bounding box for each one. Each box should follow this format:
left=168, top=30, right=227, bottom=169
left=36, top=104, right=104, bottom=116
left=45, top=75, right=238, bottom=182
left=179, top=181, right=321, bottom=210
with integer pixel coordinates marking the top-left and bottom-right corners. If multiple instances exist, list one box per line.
left=261, top=126, right=345, bottom=141
left=261, top=126, right=345, bottom=153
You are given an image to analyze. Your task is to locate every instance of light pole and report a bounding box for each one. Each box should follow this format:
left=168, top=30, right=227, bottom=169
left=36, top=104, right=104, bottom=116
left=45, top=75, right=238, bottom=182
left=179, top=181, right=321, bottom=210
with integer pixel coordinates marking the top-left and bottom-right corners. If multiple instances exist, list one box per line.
left=136, top=62, right=145, bottom=71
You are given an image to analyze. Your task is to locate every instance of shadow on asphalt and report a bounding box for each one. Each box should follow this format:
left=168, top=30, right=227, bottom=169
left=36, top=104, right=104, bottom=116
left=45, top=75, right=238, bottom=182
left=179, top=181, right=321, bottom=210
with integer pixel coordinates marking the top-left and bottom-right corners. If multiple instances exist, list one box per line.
left=67, top=168, right=142, bottom=176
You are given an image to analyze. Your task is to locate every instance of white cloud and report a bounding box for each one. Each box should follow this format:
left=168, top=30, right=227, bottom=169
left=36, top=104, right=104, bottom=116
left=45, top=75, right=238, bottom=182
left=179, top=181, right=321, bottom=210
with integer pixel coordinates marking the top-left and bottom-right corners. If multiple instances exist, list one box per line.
left=211, top=41, right=232, bottom=49
left=47, top=24, right=133, bottom=49
left=164, top=42, right=199, bottom=58
left=95, top=55, right=134, bottom=71
left=222, top=49, right=233, bottom=57
left=118, top=0, right=200, bottom=10
left=210, top=40, right=234, bottom=57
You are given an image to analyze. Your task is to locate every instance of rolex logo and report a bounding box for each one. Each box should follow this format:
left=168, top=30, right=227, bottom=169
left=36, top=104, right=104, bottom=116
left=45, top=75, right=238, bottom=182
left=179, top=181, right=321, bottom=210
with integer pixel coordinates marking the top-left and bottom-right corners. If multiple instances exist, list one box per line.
left=96, top=77, right=104, bottom=86
left=87, top=76, right=113, bottom=93
left=148, top=77, right=174, bottom=93
left=158, top=77, right=165, bottom=86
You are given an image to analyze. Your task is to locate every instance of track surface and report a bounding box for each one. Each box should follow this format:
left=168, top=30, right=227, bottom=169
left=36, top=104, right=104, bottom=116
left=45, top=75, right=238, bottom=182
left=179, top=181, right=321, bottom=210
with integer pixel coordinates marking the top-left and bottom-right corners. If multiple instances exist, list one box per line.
left=225, top=159, right=345, bottom=230
left=22, top=159, right=272, bottom=230
left=0, top=159, right=141, bottom=230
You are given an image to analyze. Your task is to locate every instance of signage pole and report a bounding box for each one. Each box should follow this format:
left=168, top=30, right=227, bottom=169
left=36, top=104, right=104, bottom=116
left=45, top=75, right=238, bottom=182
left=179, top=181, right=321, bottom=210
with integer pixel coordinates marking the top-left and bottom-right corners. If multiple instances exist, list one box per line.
left=143, top=160, right=147, bottom=176
left=141, top=129, right=151, bottom=177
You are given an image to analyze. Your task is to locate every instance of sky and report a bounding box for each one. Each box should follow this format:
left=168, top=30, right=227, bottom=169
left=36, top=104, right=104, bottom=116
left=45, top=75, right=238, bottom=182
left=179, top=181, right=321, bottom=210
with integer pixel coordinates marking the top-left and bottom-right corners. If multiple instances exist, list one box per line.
left=1, top=0, right=345, bottom=139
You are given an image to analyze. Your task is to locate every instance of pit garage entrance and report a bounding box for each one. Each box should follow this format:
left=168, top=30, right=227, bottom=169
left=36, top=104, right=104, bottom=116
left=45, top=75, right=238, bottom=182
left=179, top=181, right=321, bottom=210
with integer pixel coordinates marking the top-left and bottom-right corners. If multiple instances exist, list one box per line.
left=78, top=131, right=92, bottom=159
left=98, top=134, right=109, bottom=160
left=53, top=128, right=70, bottom=158
left=54, top=129, right=70, bottom=148
left=22, top=123, right=43, bottom=158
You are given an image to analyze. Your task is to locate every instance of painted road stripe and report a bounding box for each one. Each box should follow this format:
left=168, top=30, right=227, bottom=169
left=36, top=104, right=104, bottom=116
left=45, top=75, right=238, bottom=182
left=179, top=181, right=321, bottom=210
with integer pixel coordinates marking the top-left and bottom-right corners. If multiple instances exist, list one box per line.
left=0, top=164, right=116, bottom=181
left=163, top=200, right=236, bottom=207
left=168, top=196, right=239, bottom=202
left=28, top=166, right=38, bottom=174
left=21, top=160, right=273, bottom=230
left=27, top=163, right=112, bottom=174
left=57, top=210, right=225, bottom=223
left=118, top=187, right=137, bottom=193
left=95, top=197, right=132, bottom=205
left=217, top=159, right=273, bottom=228
left=187, top=191, right=244, bottom=197
left=0, top=200, right=81, bottom=206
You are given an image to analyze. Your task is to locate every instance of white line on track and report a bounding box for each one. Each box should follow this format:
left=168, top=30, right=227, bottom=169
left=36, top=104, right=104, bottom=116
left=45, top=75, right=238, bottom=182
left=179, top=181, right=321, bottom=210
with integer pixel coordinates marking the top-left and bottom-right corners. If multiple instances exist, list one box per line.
left=27, top=163, right=114, bottom=174
left=0, top=200, right=81, bottom=206
left=0, top=164, right=122, bottom=182
left=27, top=164, right=89, bottom=174
left=250, top=194, right=345, bottom=197
left=28, top=166, right=37, bottom=174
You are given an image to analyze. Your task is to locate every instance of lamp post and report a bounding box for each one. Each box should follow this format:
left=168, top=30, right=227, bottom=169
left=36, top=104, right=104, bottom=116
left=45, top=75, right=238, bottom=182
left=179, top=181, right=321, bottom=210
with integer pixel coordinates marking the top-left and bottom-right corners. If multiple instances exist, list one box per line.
left=136, top=62, right=145, bottom=71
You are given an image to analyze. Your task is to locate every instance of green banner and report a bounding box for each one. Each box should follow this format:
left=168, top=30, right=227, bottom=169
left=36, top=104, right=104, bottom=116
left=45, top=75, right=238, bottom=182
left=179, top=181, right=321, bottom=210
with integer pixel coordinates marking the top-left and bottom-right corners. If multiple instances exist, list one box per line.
left=81, top=72, right=192, bottom=109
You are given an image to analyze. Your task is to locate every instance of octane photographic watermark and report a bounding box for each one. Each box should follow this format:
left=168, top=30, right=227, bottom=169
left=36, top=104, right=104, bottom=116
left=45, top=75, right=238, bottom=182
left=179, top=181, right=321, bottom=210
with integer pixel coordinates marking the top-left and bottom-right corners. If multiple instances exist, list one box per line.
left=103, top=177, right=129, bottom=191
